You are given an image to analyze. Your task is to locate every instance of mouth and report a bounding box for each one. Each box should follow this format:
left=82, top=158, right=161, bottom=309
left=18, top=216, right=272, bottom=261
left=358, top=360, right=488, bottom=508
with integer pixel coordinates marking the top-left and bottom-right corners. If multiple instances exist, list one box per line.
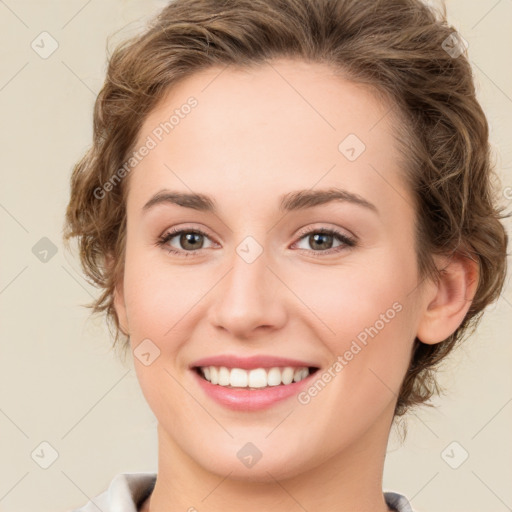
left=193, top=365, right=320, bottom=390
left=189, top=354, right=322, bottom=410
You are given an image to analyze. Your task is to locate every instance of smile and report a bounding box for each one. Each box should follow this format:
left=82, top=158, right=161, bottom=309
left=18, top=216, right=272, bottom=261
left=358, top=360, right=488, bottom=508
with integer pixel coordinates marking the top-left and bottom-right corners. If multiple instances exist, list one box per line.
left=195, top=365, right=318, bottom=389
left=189, top=354, right=321, bottom=410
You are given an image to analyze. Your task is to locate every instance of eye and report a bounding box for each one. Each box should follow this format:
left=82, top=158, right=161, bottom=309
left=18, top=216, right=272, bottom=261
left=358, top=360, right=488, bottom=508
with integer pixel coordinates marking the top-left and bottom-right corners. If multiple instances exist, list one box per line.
left=156, top=226, right=357, bottom=258
left=156, top=228, right=216, bottom=256
left=292, top=227, right=356, bottom=255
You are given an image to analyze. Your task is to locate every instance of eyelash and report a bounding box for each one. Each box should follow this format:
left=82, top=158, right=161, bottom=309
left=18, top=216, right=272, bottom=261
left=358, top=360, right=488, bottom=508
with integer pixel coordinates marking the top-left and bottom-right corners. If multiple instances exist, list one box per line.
left=155, top=226, right=357, bottom=258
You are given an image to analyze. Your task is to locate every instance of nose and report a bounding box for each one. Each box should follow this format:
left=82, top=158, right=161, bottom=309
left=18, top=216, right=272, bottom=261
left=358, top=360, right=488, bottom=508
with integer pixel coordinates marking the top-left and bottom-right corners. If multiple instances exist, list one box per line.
left=207, top=244, right=288, bottom=339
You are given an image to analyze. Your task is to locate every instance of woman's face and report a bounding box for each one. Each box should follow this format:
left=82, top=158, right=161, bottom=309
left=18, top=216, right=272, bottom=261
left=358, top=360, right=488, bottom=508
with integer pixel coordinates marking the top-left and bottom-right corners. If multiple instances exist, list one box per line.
left=114, top=59, right=433, bottom=480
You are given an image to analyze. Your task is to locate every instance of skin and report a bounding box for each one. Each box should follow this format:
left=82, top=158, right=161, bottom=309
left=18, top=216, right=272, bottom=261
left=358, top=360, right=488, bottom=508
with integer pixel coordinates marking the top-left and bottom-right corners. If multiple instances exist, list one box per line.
left=113, top=58, right=478, bottom=512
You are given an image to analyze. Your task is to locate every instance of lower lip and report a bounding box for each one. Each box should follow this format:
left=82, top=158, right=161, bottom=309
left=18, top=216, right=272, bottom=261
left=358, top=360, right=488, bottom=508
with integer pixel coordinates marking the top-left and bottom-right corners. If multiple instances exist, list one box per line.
left=191, top=369, right=316, bottom=411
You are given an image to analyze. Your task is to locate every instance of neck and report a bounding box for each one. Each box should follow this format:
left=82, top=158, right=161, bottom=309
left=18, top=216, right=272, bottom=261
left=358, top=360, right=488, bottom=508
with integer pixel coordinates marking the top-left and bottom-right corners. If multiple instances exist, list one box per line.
left=143, top=416, right=394, bottom=512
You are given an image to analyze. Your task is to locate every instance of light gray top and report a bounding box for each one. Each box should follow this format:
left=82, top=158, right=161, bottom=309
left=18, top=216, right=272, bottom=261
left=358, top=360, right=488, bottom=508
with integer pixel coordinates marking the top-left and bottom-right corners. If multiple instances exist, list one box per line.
left=72, top=472, right=414, bottom=512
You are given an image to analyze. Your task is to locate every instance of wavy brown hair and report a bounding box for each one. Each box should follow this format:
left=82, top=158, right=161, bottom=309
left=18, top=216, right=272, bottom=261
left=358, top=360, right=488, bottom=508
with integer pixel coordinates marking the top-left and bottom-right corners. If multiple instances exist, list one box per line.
left=63, top=0, right=509, bottom=416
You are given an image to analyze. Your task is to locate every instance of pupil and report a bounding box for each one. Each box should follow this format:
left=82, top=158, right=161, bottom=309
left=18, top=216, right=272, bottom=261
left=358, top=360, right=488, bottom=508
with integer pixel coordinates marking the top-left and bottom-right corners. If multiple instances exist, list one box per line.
left=311, top=233, right=332, bottom=250
left=182, top=232, right=202, bottom=250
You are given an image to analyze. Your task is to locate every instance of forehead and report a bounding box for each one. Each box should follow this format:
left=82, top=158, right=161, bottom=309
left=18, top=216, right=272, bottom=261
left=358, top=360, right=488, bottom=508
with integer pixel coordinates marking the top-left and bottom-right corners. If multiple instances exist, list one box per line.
left=127, top=58, right=411, bottom=218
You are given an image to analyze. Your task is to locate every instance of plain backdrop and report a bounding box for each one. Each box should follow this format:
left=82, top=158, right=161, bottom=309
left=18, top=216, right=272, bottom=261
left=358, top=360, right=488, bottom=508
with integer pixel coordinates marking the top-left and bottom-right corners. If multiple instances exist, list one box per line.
left=0, top=1, right=511, bottom=511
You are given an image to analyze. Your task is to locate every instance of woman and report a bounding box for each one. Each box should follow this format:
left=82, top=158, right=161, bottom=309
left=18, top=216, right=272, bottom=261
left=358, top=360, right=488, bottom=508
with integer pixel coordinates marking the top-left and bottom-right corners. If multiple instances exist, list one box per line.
left=64, top=0, right=508, bottom=510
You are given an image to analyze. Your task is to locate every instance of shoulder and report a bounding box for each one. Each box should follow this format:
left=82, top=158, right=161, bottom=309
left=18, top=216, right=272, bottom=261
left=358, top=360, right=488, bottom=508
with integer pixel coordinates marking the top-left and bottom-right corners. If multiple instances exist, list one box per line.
left=384, top=491, right=415, bottom=512
left=72, top=474, right=412, bottom=512
left=71, top=472, right=157, bottom=512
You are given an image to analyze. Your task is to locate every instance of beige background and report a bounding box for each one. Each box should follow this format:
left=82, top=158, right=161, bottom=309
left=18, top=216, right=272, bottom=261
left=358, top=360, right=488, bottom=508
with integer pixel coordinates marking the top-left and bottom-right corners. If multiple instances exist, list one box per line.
left=0, top=1, right=511, bottom=511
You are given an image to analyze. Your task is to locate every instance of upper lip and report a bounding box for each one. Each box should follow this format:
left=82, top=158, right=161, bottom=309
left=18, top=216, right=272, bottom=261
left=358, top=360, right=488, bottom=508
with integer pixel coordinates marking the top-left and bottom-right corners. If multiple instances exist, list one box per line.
left=190, top=354, right=320, bottom=370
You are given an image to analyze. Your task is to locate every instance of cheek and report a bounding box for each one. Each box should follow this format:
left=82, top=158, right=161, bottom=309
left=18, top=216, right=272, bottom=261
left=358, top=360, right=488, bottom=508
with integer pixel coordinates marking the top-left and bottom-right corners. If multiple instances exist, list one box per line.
left=291, top=247, right=415, bottom=335
left=122, top=244, right=198, bottom=340
left=289, top=249, right=417, bottom=389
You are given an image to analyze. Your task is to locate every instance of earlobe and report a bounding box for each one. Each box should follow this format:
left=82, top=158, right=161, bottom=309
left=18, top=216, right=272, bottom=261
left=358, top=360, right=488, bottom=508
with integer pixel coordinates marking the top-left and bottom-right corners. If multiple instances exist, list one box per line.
left=416, top=252, right=479, bottom=345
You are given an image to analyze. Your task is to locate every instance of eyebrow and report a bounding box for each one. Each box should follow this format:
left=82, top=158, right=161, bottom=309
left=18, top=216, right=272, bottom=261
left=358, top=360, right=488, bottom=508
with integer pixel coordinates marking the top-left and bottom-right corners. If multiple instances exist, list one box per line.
left=142, top=187, right=379, bottom=215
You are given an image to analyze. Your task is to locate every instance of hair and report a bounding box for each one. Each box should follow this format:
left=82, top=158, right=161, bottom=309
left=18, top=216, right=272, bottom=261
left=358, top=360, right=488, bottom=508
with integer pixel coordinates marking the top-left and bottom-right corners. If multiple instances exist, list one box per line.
left=63, top=0, right=509, bottom=417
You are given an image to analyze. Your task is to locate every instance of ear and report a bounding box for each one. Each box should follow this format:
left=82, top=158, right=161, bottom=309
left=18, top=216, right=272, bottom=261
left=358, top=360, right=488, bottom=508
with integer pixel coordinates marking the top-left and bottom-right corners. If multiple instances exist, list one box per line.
left=416, top=251, right=479, bottom=344
left=107, top=253, right=129, bottom=335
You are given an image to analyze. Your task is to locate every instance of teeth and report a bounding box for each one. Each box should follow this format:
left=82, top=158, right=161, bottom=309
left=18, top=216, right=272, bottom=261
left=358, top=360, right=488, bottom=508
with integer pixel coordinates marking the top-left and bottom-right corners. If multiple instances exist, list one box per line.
left=198, top=366, right=312, bottom=388
left=267, top=367, right=282, bottom=386
left=293, top=368, right=305, bottom=382
left=230, top=368, right=248, bottom=387
left=218, top=366, right=230, bottom=386
left=248, top=368, right=267, bottom=388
